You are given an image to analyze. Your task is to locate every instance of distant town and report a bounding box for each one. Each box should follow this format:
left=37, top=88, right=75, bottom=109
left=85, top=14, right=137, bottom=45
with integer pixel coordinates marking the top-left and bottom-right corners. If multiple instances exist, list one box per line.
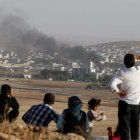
left=0, top=41, right=140, bottom=83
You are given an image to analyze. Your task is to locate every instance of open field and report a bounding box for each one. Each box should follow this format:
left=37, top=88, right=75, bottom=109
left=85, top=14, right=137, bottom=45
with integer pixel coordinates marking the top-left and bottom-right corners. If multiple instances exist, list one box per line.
left=0, top=78, right=120, bottom=136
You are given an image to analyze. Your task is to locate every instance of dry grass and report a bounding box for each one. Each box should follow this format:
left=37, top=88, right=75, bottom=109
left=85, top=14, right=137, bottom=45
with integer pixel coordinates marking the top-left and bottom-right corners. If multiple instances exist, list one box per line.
left=0, top=123, right=85, bottom=140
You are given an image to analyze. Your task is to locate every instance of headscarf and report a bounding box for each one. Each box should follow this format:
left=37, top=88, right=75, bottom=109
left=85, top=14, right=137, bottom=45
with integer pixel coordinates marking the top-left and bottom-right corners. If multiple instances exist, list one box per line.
left=67, top=96, right=83, bottom=120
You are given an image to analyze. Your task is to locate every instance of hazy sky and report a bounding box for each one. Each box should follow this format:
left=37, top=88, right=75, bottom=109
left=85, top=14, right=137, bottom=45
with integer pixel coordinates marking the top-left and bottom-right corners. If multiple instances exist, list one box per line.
left=0, top=0, right=140, bottom=45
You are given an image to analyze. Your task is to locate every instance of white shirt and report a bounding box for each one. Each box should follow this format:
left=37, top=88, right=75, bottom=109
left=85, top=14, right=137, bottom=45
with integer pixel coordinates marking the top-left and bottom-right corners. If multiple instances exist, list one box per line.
left=109, top=66, right=140, bottom=105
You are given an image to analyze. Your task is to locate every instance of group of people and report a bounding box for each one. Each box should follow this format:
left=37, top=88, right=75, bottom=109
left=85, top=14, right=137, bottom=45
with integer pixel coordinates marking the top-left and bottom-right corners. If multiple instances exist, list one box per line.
left=0, top=85, right=105, bottom=139
left=0, top=53, right=140, bottom=140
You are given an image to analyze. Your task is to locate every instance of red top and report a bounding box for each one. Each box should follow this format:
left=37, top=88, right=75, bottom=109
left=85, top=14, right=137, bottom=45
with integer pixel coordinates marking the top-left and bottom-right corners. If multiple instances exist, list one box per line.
left=108, top=132, right=121, bottom=140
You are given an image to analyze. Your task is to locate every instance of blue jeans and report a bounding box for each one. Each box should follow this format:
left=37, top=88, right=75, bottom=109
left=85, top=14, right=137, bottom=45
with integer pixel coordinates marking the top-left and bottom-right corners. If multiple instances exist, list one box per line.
left=118, top=100, right=140, bottom=140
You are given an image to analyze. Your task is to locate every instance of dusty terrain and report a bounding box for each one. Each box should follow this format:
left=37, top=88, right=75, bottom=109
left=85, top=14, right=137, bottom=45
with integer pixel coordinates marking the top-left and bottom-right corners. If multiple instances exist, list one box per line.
left=0, top=78, right=119, bottom=136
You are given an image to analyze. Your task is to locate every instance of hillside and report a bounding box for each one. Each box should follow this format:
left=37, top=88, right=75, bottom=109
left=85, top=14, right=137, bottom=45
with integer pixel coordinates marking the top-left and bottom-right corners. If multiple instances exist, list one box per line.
left=86, top=41, right=140, bottom=52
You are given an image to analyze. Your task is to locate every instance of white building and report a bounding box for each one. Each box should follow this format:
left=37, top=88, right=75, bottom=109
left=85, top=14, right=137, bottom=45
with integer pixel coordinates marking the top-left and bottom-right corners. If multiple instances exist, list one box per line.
left=4, top=54, right=9, bottom=59
left=72, top=62, right=79, bottom=68
left=11, top=52, right=14, bottom=57
left=0, top=54, right=3, bottom=58
left=24, top=74, right=31, bottom=79
left=52, top=63, right=60, bottom=67
left=61, top=67, right=65, bottom=71
left=17, top=59, right=21, bottom=63
left=89, top=60, right=96, bottom=73
left=105, top=57, right=109, bottom=62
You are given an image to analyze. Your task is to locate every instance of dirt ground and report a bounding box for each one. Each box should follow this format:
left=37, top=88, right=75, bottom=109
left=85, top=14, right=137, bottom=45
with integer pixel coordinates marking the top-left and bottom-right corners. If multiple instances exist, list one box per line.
left=0, top=78, right=120, bottom=136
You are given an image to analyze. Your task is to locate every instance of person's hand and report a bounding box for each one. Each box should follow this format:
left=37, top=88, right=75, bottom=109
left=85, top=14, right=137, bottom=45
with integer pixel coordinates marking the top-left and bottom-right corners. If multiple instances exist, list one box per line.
left=133, top=54, right=137, bottom=60
left=100, top=112, right=104, bottom=116
left=107, top=126, right=114, bottom=134
left=9, top=91, right=14, bottom=97
left=133, top=54, right=140, bottom=60
left=117, top=90, right=127, bottom=98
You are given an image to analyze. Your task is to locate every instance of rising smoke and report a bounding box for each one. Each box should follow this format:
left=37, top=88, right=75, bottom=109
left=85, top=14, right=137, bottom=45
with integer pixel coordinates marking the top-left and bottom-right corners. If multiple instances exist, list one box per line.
left=0, top=13, right=63, bottom=54
left=0, top=11, right=87, bottom=62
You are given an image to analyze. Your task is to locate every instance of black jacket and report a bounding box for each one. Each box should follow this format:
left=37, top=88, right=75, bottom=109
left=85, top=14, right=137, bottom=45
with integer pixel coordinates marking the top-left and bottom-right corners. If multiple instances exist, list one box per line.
left=0, top=94, right=19, bottom=122
left=61, top=109, right=87, bottom=138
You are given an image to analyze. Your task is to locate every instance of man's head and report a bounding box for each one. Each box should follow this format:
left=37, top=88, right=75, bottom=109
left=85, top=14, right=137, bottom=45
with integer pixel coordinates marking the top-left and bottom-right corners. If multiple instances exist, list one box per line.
left=124, top=53, right=135, bottom=68
left=44, top=93, right=55, bottom=105
left=1, top=84, right=11, bottom=96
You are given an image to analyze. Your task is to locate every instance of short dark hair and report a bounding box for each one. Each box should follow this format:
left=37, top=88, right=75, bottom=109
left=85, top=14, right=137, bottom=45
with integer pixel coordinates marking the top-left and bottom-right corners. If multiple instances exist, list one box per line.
left=43, top=93, right=55, bottom=104
left=88, top=98, right=101, bottom=109
left=1, top=84, right=11, bottom=96
left=124, top=53, right=135, bottom=68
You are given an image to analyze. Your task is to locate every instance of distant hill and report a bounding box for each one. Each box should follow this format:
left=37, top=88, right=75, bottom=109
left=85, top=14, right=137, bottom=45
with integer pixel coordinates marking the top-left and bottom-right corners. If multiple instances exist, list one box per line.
left=86, top=41, right=140, bottom=52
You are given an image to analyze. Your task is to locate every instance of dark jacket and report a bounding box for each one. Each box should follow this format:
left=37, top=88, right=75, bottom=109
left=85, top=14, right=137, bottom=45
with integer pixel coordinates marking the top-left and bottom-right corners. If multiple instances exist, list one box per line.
left=0, top=94, right=19, bottom=122
left=61, top=109, right=87, bottom=137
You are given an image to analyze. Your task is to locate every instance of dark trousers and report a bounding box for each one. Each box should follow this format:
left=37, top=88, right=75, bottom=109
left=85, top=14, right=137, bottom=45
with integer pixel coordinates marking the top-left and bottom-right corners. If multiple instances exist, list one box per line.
left=118, top=100, right=140, bottom=140
left=8, top=110, right=19, bottom=123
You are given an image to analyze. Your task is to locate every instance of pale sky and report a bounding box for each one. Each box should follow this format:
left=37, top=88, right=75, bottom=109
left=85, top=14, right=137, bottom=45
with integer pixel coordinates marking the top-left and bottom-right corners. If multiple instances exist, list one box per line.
left=0, top=0, right=140, bottom=45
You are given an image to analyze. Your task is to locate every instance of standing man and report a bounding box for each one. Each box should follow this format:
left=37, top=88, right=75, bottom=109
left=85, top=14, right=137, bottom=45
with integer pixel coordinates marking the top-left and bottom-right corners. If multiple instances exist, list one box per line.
left=109, top=54, right=140, bottom=140
left=22, top=93, right=59, bottom=128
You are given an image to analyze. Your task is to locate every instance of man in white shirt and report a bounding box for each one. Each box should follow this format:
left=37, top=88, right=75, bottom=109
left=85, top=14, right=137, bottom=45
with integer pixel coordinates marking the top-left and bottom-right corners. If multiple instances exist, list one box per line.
left=109, top=54, right=140, bottom=140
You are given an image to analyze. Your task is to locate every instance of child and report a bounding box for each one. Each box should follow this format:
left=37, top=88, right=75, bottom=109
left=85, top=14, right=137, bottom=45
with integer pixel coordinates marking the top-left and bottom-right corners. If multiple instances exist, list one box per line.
left=107, top=125, right=121, bottom=140
left=87, top=98, right=104, bottom=135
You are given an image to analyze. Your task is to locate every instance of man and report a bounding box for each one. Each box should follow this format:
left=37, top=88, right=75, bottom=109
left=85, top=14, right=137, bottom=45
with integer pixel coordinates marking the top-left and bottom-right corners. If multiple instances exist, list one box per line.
left=22, top=93, right=59, bottom=127
left=109, top=54, right=140, bottom=140
left=0, top=84, right=19, bottom=123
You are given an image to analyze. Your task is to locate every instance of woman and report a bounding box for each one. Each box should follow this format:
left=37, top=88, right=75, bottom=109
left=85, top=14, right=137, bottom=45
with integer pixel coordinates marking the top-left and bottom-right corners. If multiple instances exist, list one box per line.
left=57, top=96, right=89, bottom=138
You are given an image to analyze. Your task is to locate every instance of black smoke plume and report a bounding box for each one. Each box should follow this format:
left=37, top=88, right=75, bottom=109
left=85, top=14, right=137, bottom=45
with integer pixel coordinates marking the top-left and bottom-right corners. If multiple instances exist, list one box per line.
left=0, top=14, right=59, bottom=54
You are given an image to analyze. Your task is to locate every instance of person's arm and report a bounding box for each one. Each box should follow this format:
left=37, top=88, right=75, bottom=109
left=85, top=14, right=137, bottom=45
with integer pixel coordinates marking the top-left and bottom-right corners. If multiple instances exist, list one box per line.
left=134, top=54, right=140, bottom=60
left=109, top=76, right=122, bottom=93
left=10, top=94, right=19, bottom=110
left=95, top=114, right=103, bottom=121
left=57, top=113, right=64, bottom=130
left=85, top=114, right=89, bottom=130
left=116, top=90, right=127, bottom=98
left=10, top=97, right=19, bottom=109
left=109, top=72, right=127, bottom=98
left=8, top=91, right=19, bottom=110
left=50, top=110, right=59, bottom=124
left=91, top=110, right=102, bottom=121
left=22, top=106, right=34, bottom=123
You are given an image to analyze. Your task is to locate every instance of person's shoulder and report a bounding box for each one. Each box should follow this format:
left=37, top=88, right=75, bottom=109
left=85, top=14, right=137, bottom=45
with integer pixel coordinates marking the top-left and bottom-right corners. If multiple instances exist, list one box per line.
left=80, top=110, right=87, bottom=119
left=80, top=110, right=86, bottom=115
left=87, top=109, right=92, bottom=114
left=63, top=108, right=69, bottom=113
left=81, top=110, right=86, bottom=113
left=116, top=68, right=127, bottom=77
left=44, top=104, right=58, bottom=113
left=119, top=68, right=127, bottom=74
left=5, top=96, right=11, bottom=102
left=45, top=104, right=54, bottom=110
left=31, top=104, right=43, bottom=109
